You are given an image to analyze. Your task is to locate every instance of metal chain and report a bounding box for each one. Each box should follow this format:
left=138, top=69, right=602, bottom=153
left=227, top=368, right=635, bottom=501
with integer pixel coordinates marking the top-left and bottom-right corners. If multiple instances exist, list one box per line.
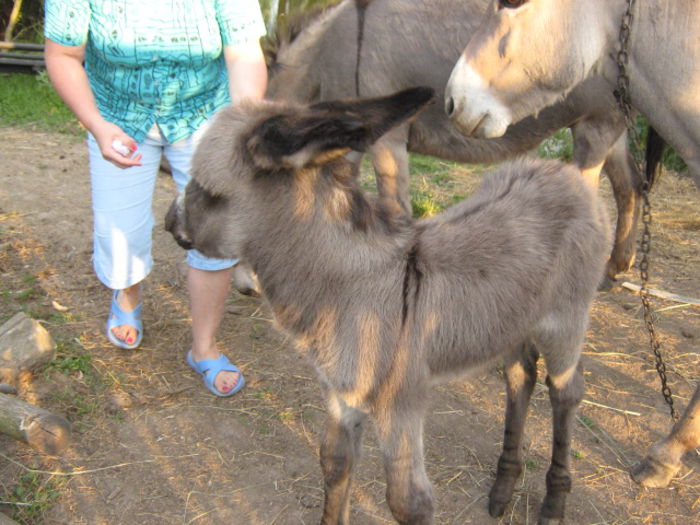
left=614, top=0, right=679, bottom=420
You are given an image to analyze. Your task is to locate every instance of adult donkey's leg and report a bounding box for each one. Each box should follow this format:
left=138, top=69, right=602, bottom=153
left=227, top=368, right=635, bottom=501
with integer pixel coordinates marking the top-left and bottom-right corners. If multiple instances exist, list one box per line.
left=375, top=403, right=433, bottom=524
left=489, top=343, right=540, bottom=517
left=631, top=383, right=700, bottom=487
left=320, top=392, right=367, bottom=525
left=369, top=124, right=412, bottom=218
left=571, top=117, right=641, bottom=284
left=601, top=132, right=642, bottom=281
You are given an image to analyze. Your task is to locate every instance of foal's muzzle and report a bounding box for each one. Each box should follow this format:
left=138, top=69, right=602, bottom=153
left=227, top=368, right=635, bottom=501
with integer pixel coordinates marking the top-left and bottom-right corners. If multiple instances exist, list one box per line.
left=164, top=197, right=194, bottom=250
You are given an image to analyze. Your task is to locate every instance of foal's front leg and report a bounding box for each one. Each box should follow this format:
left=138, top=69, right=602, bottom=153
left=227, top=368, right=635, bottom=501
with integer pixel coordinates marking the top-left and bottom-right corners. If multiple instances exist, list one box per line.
left=320, top=393, right=367, bottom=525
left=489, top=344, right=540, bottom=517
left=375, top=403, right=433, bottom=525
left=540, top=362, right=585, bottom=525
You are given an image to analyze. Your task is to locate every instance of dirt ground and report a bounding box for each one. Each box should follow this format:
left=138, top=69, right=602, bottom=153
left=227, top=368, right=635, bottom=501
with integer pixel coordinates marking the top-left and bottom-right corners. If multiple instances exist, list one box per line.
left=0, top=126, right=698, bottom=525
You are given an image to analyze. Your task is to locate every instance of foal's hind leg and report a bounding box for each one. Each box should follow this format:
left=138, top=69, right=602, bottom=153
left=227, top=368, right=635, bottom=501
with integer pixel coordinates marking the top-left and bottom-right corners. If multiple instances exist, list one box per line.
left=489, top=343, right=540, bottom=517
left=320, top=393, right=367, bottom=525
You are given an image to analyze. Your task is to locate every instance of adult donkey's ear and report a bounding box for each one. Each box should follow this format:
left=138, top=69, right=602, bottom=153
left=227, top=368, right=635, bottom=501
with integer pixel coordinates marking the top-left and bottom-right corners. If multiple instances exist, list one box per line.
left=247, top=87, right=435, bottom=169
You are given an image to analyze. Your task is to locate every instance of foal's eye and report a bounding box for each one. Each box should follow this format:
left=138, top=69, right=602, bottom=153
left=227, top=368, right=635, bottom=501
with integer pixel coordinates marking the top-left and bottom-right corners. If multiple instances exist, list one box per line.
left=498, top=0, right=528, bottom=9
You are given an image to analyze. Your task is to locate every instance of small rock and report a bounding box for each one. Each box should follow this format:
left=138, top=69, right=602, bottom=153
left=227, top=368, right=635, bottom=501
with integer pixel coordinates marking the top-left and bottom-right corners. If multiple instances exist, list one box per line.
left=107, top=391, right=134, bottom=413
left=0, top=383, right=18, bottom=395
left=0, top=312, right=55, bottom=383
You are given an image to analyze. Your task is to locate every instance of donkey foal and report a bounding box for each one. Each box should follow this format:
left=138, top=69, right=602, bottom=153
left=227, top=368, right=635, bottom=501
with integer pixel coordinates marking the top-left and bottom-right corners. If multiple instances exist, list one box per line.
left=166, top=87, right=611, bottom=525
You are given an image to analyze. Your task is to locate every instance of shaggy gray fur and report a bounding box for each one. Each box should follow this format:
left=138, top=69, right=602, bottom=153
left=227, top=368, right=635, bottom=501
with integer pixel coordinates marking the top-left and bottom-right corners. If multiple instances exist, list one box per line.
left=167, top=89, right=611, bottom=524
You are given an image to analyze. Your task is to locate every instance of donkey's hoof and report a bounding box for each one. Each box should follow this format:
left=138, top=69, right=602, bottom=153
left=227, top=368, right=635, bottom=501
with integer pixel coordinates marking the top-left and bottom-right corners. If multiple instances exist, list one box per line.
left=630, top=457, right=678, bottom=488
left=488, top=498, right=509, bottom=518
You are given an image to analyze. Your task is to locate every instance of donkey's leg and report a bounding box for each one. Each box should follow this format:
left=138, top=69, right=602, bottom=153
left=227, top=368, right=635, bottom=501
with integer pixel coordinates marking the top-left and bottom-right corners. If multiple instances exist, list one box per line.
left=571, top=116, right=640, bottom=283
left=320, top=393, right=367, bottom=525
left=369, top=124, right=412, bottom=217
left=374, top=404, right=433, bottom=524
left=601, top=132, right=642, bottom=282
left=631, top=382, right=700, bottom=487
left=489, top=343, right=540, bottom=517
left=539, top=360, right=585, bottom=525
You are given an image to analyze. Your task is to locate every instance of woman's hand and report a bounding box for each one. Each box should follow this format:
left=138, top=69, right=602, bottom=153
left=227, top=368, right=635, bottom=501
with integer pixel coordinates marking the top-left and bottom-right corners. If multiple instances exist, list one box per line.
left=91, top=121, right=143, bottom=168
left=45, top=38, right=142, bottom=169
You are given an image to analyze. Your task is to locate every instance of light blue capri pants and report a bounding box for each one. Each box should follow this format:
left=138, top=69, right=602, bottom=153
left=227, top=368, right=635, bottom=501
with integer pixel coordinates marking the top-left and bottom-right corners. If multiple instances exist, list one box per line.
left=88, top=123, right=236, bottom=290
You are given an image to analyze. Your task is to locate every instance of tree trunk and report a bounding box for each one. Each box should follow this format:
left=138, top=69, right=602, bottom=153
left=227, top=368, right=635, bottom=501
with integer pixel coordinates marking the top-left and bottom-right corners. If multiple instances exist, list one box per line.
left=3, top=0, right=24, bottom=42
left=0, top=393, right=72, bottom=455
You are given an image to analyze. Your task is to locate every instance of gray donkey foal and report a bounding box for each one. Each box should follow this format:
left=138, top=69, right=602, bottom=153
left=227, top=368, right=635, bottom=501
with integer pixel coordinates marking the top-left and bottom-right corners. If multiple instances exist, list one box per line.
left=166, top=88, right=611, bottom=525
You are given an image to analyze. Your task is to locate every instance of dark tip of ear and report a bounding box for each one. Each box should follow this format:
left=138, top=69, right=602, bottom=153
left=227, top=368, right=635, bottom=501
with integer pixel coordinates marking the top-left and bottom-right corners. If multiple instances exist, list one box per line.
left=396, top=86, right=436, bottom=108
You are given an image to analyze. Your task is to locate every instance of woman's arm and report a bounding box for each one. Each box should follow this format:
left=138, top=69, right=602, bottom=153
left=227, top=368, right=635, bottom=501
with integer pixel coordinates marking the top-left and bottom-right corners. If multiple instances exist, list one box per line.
left=223, top=39, right=268, bottom=104
left=44, top=39, right=142, bottom=167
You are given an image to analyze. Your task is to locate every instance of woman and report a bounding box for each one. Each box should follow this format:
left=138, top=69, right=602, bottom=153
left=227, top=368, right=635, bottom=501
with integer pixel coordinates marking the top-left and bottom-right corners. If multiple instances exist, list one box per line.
left=44, top=0, right=268, bottom=396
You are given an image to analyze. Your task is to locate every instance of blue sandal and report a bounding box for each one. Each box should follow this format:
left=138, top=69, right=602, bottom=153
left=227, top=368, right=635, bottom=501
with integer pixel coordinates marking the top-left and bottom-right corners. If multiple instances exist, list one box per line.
left=106, top=290, right=143, bottom=350
left=186, top=350, right=245, bottom=397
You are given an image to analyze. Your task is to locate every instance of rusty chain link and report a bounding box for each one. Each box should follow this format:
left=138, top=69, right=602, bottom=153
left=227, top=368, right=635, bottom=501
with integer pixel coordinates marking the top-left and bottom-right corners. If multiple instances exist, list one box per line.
left=614, top=0, right=678, bottom=420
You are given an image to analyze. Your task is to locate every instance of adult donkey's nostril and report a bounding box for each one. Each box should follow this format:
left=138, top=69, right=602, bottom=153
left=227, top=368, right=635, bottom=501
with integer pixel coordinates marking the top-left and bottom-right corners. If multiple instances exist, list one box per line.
left=445, top=96, right=455, bottom=117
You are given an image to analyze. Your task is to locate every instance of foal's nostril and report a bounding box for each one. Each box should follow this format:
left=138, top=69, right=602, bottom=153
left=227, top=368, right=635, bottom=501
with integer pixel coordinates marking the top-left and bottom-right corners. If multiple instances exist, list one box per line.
left=445, top=97, right=455, bottom=117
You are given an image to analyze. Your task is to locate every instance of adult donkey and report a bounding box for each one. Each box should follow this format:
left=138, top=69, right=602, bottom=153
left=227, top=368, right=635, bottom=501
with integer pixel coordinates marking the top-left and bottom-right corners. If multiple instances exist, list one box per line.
left=267, top=0, right=640, bottom=283
left=444, top=0, right=700, bottom=489
left=166, top=87, right=610, bottom=525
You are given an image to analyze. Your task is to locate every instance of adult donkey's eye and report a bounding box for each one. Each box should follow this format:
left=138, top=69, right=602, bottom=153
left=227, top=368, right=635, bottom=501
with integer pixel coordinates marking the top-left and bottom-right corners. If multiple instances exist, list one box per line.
left=498, top=0, right=528, bottom=9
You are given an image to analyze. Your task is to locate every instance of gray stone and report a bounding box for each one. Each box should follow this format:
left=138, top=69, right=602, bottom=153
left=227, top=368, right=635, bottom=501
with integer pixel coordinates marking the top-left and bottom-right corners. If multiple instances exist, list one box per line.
left=0, top=312, right=56, bottom=383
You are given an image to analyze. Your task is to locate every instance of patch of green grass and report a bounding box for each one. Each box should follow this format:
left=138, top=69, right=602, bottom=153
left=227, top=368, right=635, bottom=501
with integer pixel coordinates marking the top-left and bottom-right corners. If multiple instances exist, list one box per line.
left=6, top=472, right=64, bottom=525
left=249, top=324, right=266, bottom=340
left=278, top=408, right=295, bottom=422
left=577, top=415, right=596, bottom=430
left=0, top=72, right=82, bottom=134
left=14, top=288, right=37, bottom=301
left=411, top=190, right=444, bottom=218
left=538, top=128, right=574, bottom=162
left=51, top=350, right=92, bottom=376
left=524, top=458, right=540, bottom=471
left=3, top=273, right=42, bottom=304
left=48, top=338, right=102, bottom=382
left=254, top=388, right=276, bottom=401
left=51, top=387, right=100, bottom=418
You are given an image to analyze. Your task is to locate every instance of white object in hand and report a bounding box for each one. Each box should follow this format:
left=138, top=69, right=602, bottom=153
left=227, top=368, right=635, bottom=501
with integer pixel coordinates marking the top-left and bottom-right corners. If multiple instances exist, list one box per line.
left=112, top=139, right=131, bottom=156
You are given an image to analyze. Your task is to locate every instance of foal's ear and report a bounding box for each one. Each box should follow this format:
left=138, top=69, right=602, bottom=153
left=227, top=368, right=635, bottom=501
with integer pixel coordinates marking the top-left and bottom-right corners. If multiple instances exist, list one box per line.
left=247, top=87, right=435, bottom=169
left=311, top=86, right=435, bottom=145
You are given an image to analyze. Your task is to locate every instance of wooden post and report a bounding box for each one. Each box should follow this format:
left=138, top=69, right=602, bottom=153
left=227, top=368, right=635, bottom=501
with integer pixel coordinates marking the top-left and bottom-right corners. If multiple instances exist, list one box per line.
left=3, top=0, right=24, bottom=42
left=0, top=393, right=72, bottom=455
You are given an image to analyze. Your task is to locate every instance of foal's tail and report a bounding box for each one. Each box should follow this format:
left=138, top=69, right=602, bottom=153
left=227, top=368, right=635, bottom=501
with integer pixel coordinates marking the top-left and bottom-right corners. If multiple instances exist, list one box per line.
left=644, top=126, right=665, bottom=191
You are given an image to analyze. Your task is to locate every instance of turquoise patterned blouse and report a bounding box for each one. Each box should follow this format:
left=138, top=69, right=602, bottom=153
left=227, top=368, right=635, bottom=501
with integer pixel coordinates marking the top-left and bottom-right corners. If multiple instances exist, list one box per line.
left=44, top=0, right=267, bottom=143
